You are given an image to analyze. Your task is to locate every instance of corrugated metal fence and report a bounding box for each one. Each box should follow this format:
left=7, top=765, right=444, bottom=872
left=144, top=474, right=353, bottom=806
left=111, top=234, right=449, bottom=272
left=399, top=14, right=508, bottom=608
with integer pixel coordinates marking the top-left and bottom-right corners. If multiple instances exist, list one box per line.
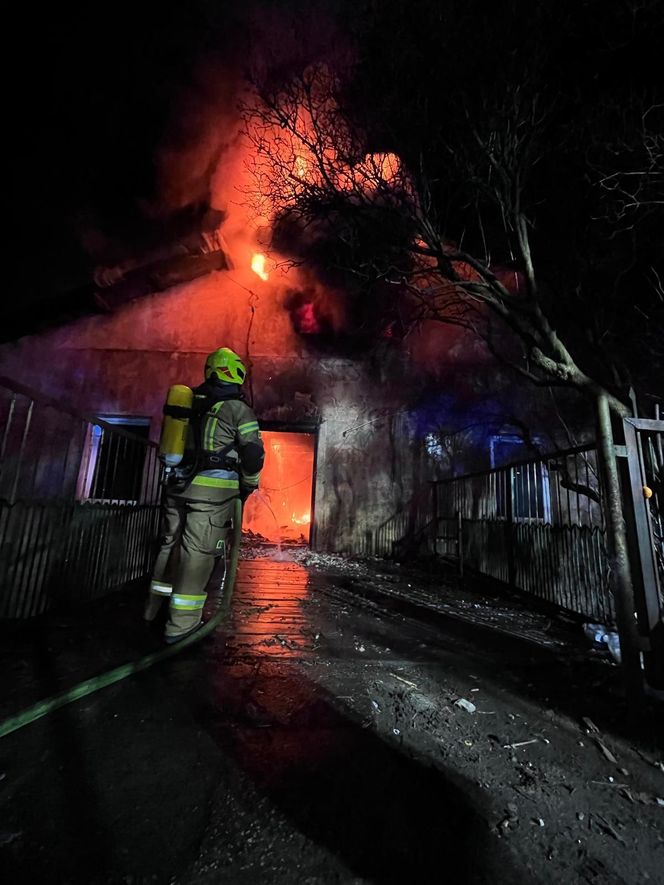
left=372, top=500, right=433, bottom=559
left=0, top=377, right=161, bottom=618
left=432, top=445, right=614, bottom=624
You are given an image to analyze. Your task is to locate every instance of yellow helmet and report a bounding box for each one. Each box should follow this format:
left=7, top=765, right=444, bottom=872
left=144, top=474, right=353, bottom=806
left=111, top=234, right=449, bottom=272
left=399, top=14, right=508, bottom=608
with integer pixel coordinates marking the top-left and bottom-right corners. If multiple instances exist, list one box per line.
left=204, top=347, right=247, bottom=385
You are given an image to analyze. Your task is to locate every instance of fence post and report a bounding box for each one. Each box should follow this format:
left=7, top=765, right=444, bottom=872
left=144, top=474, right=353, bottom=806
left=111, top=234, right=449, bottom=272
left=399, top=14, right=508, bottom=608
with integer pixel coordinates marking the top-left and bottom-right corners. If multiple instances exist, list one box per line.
left=506, top=467, right=516, bottom=587
left=596, top=393, right=643, bottom=703
left=457, top=510, right=464, bottom=578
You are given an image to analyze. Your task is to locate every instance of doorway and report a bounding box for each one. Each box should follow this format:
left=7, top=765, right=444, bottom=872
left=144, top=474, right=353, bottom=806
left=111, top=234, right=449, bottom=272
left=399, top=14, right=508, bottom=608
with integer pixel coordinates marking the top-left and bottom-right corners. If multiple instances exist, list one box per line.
left=242, top=429, right=317, bottom=545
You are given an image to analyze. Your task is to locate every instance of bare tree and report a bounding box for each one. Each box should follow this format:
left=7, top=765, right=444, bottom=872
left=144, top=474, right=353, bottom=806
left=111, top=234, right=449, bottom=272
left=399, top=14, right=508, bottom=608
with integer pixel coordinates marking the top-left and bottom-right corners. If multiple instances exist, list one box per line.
left=242, top=1, right=662, bottom=417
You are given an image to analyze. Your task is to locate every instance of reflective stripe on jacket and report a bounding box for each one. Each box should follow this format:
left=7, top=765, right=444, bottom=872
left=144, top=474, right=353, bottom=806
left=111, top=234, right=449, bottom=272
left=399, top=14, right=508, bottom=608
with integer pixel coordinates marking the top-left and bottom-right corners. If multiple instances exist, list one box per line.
left=175, top=397, right=264, bottom=503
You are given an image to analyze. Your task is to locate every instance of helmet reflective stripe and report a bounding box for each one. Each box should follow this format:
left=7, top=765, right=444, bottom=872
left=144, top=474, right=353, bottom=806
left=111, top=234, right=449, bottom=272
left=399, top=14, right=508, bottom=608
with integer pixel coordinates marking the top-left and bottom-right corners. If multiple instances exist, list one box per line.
left=171, top=594, right=206, bottom=611
left=204, top=348, right=246, bottom=385
left=203, top=401, right=224, bottom=451
left=238, top=421, right=260, bottom=435
left=150, top=580, right=173, bottom=596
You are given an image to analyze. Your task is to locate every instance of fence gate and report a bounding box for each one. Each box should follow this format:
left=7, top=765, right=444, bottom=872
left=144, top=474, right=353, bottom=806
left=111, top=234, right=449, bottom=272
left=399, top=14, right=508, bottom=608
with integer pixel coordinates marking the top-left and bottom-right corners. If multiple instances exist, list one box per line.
left=620, top=413, right=664, bottom=688
left=432, top=444, right=614, bottom=624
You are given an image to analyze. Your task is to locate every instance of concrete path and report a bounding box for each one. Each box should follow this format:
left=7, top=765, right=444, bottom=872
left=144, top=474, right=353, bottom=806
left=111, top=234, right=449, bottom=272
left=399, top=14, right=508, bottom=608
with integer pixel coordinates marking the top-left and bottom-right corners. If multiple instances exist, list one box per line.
left=1, top=554, right=662, bottom=883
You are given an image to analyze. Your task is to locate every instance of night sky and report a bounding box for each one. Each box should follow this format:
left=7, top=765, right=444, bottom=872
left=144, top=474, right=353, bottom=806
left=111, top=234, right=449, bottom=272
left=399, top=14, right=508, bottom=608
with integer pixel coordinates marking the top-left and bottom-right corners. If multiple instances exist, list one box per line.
left=9, top=3, right=254, bottom=319
left=7, top=1, right=663, bottom=345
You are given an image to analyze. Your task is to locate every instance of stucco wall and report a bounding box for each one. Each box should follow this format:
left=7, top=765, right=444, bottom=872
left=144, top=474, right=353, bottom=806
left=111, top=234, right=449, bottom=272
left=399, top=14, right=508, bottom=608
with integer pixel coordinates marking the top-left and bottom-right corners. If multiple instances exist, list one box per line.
left=0, top=270, right=435, bottom=552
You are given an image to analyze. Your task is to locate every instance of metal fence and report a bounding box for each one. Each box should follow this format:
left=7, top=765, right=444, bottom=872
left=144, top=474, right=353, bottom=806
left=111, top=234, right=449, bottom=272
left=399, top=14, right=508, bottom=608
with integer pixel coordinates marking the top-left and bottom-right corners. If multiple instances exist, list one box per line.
left=0, top=377, right=162, bottom=618
left=432, top=445, right=614, bottom=624
left=371, top=499, right=433, bottom=559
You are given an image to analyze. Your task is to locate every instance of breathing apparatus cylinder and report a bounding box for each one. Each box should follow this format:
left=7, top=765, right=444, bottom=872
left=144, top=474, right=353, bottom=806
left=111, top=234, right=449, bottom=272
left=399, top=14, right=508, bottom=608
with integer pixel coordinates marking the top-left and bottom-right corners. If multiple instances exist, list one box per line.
left=159, top=385, right=194, bottom=467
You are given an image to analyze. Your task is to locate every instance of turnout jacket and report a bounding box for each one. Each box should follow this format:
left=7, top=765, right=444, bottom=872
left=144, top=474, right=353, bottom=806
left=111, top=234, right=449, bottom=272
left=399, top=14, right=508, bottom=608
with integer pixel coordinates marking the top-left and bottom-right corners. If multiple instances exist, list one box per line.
left=171, top=383, right=264, bottom=504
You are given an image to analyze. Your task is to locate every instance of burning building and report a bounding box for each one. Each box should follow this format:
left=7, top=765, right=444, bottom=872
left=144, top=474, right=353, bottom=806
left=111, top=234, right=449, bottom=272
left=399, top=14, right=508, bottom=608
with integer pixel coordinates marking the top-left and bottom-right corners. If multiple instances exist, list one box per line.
left=0, top=21, right=571, bottom=556
left=0, top=55, right=463, bottom=555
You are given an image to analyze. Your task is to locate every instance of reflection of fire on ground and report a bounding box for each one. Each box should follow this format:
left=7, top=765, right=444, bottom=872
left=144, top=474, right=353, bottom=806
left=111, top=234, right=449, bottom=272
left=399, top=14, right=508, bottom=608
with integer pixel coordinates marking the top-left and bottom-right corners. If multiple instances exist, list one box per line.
left=243, top=431, right=315, bottom=544
left=227, top=559, right=311, bottom=660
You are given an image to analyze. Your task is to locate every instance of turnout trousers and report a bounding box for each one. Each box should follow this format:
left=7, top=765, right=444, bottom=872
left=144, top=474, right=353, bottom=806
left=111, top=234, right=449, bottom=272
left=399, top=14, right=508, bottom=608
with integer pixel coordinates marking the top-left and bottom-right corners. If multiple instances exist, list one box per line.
left=145, top=493, right=235, bottom=639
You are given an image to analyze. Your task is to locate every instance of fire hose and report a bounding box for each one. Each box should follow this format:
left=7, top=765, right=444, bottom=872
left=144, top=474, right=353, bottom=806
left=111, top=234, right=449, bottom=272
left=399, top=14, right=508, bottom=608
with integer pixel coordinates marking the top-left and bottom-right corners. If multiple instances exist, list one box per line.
left=0, top=499, right=243, bottom=740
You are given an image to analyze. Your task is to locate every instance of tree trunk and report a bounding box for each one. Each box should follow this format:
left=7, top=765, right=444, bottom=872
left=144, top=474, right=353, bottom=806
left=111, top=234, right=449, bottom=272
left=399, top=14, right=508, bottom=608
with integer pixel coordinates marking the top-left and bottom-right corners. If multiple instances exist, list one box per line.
left=596, top=393, right=644, bottom=706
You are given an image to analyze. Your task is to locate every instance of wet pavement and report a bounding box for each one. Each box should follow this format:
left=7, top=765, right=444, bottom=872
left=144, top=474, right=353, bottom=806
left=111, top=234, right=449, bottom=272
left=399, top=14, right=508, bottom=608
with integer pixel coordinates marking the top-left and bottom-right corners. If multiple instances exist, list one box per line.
left=1, top=552, right=663, bottom=883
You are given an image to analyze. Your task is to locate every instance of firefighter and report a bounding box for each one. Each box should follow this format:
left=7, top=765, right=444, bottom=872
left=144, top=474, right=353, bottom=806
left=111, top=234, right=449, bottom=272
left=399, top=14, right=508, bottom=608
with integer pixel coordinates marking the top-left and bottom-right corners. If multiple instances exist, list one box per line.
left=145, top=347, right=264, bottom=643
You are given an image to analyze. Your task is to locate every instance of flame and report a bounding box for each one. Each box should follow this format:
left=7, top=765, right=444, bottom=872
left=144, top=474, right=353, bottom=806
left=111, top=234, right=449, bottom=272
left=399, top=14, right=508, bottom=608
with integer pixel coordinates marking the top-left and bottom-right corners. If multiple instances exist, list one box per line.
left=294, top=155, right=309, bottom=180
left=251, top=252, right=269, bottom=281
left=242, top=431, right=315, bottom=543
left=354, top=152, right=401, bottom=188
left=294, top=302, right=321, bottom=334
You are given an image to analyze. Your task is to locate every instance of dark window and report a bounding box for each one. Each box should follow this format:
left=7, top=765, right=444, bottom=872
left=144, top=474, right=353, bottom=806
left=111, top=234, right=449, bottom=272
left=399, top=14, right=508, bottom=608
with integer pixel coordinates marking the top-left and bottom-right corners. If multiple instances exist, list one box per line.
left=82, top=418, right=150, bottom=502
left=490, top=435, right=551, bottom=522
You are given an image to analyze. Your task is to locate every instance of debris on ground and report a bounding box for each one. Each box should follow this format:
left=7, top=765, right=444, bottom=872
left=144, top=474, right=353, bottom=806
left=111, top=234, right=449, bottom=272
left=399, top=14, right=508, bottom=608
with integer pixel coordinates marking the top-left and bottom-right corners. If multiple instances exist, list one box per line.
left=496, top=802, right=519, bottom=834
left=2, top=554, right=663, bottom=885
left=390, top=673, right=419, bottom=689
left=582, top=623, right=622, bottom=664
left=454, top=698, right=477, bottom=713
left=594, top=737, right=618, bottom=764
left=620, top=789, right=664, bottom=806
left=261, top=634, right=299, bottom=650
